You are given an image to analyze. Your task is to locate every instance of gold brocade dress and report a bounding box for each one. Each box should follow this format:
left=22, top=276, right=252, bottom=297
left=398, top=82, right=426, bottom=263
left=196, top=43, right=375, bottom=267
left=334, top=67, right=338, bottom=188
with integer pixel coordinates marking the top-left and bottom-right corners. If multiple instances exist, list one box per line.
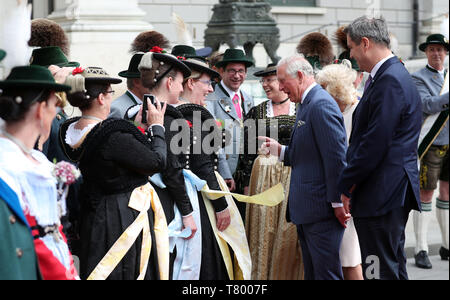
left=236, top=100, right=304, bottom=280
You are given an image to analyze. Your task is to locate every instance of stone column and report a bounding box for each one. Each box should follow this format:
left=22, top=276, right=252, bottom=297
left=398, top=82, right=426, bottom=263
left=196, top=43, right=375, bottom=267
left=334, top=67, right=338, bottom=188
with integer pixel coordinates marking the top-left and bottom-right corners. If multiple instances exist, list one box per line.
left=418, top=0, right=448, bottom=55
left=48, top=0, right=152, bottom=95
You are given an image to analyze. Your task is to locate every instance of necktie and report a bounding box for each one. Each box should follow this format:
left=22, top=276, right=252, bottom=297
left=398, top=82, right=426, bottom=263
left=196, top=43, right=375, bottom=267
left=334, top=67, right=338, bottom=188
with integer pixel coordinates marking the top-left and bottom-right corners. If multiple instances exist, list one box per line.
left=232, top=93, right=242, bottom=119
left=363, top=75, right=373, bottom=95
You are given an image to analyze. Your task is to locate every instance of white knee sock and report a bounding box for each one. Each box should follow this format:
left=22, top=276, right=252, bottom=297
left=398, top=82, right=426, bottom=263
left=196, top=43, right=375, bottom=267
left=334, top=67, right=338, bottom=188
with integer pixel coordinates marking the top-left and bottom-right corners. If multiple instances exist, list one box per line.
left=414, top=202, right=433, bottom=254
left=436, top=198, right=449, bottom=249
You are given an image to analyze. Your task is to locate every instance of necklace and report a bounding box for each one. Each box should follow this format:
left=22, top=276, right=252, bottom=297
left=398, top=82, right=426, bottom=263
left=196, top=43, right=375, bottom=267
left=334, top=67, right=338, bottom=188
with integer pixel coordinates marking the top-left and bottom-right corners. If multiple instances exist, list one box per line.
left=272, top=98, right=290, bottom=106
left=80, top=115, right=103, bottom=122
left=1, top=130, right=33, bottom=155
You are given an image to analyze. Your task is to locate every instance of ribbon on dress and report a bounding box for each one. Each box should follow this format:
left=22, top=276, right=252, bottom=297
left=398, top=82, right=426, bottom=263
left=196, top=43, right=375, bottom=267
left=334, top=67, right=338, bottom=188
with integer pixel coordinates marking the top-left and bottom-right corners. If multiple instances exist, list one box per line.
left=418, top=71, right=449, bottom=160
left=200, top=171, right=285, bottom=280
left=87, top=183, right=169, bottom=280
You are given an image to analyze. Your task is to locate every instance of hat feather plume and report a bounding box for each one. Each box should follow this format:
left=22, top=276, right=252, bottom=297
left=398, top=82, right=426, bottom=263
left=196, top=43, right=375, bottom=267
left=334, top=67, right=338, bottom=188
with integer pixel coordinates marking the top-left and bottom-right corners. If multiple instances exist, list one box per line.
left=172, top=13, right=192, bottom=46
left=0, top=0, right=33, bottom=78
left=334, top=26, right=349, bottom=51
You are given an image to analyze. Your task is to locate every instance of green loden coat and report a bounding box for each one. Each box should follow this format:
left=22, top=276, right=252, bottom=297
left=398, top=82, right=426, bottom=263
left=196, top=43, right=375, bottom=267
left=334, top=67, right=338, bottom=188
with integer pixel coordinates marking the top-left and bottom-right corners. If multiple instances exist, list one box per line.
left=0, top=177, right=41, bottom=280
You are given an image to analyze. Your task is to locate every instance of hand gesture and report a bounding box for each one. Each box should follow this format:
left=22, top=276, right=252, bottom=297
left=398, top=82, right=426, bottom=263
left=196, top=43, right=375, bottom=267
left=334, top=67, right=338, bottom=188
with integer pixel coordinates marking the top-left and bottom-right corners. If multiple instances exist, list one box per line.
left=182, top=215, right=197, bottom=240
left=257, top=136, right=282, bottom=157
left=334, top=206, right=351, bottom=228
left=215, top=208, right=231, bottom=232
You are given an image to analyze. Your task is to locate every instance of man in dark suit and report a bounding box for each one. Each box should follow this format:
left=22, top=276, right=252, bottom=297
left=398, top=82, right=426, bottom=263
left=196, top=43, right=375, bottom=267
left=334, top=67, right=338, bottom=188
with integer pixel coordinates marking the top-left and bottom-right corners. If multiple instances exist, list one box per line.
left=337, top=16, right=422, bottom=280
left=260, top=54, right=349, bottom=280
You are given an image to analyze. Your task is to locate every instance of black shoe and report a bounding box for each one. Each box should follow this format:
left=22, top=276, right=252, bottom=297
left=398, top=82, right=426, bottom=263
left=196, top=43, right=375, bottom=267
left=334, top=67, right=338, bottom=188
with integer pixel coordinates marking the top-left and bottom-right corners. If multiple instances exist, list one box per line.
left=439, top=247, right=449, bottom=260
left=414, top=251, right=432, bottom=269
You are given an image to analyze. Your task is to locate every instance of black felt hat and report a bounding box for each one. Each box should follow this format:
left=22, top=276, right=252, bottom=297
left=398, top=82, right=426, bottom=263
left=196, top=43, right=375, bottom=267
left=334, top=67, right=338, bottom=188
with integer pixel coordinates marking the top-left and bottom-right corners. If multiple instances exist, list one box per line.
left=138, top=51, right=192, bottom=78
left=253, top=63, right=277, bottom=77
left=171, top=45, right=205, bottom=61
left=419, top=34, right=449, bottom=52
left=184, top=57, right=220, bottom=79
left=118, top=53, right=144, bottom=78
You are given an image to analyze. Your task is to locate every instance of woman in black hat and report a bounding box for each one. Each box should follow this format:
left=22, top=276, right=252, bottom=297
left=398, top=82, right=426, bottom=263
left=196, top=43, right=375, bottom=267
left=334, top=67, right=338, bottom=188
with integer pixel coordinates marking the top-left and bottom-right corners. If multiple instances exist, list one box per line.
left=236, top=63, right=303, bottom=280
left=59, top=66, right=167, bottom=280
left=133, top=49, right=200, bottom=279
left=0, top=65, right=79, bottom=279
left=170, top=46, right=232, bottom=280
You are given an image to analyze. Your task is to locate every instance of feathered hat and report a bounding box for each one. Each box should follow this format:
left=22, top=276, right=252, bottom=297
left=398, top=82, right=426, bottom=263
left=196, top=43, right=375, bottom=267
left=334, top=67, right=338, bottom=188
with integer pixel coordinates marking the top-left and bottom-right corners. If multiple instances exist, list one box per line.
left=29, top=18, right=70, bottom=56
left=333, top=26, right=360, bottom=71
left=296, top=32, right=334, bottom=70
left=131, top=30, right=170, bottom=53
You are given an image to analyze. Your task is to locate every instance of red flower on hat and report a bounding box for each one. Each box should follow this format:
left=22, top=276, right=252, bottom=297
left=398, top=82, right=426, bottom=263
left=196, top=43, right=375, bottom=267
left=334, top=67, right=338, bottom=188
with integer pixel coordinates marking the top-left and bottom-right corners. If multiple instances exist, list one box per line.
left=72, top=67, right=84, bottom=75
left=150, top=46, right=165, bottom=54
left=177, top=56, right=186, bottom=61
left=137, top=126, right=146, bottom=135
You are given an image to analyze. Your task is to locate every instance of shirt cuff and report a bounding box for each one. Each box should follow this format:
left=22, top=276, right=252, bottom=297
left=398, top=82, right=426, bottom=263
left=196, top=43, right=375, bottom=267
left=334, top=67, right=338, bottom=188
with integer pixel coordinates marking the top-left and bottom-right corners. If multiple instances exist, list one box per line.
left=279, top=146, right=286, bottom=162
left=332, top=203, right=344, bottom=208
left=150, top=124, right=165, bottom=132
left=182, top=212, right=194, bottom=218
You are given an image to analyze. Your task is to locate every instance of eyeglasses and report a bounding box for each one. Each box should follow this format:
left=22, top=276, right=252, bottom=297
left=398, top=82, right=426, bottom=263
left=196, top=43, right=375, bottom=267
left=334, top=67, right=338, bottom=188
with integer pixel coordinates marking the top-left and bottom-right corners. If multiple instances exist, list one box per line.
left=259, top=78, right=278, bottom=84
left=104, top=90, right=115, bottom=96
left=226, top=69, right=246, bottom=76
left=196, top=79, right=214, bottom=86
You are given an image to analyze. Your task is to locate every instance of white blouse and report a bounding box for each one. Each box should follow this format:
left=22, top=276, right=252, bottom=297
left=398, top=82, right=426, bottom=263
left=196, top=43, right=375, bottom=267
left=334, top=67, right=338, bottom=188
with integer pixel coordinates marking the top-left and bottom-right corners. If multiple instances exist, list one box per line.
left=0, top=137, right=72, bottom=269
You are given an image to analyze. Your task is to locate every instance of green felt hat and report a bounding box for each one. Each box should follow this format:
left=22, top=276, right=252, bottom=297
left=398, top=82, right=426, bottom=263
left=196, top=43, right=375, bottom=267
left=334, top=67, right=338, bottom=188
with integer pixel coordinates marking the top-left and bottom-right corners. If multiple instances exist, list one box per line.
left=419, top=34, right=449, bottom=52
left=305, top=55, right=323, bottom=70
left=0, top=49, right=6, bottom=62
left=118, top=53, right=144, bottom=78
left=215, top=48, right=254, bottom=69
left=30, top=46, right=80, bottom=68
left=0, top=65, right=71, bottom=92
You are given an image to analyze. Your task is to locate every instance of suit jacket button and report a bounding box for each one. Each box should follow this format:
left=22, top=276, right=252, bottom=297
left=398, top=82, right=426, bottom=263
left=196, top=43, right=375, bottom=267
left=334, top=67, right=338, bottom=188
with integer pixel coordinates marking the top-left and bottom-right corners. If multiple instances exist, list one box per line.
left=9, top=215, right=16, bottom=224
left=16, top=248, right=23, bottom=258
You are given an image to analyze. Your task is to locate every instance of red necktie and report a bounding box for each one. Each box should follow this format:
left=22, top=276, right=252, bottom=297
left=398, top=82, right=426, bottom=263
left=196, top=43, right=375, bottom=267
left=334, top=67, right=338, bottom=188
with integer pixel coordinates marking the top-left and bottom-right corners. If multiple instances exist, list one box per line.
left=232, top=93, right=242, bottom=119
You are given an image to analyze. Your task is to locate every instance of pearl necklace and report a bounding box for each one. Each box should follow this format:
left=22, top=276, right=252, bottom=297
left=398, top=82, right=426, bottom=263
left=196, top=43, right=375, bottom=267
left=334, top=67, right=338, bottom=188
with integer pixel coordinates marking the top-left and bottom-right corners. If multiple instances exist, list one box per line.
left=1, top=130, right=33, bottom=155
left=80, top=115, right=103, bottom=122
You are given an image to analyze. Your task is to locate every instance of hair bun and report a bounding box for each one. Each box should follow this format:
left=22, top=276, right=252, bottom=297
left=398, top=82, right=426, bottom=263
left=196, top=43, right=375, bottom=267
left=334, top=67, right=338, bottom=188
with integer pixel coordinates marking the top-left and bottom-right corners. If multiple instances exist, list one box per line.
left=0, top=96, right=21, bottom=122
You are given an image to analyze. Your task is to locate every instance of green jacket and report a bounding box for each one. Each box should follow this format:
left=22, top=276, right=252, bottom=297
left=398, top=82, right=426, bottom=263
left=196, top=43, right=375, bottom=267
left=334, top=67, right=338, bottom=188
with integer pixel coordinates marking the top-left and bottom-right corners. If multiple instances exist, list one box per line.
left=0, top=178, right=40, bottom=280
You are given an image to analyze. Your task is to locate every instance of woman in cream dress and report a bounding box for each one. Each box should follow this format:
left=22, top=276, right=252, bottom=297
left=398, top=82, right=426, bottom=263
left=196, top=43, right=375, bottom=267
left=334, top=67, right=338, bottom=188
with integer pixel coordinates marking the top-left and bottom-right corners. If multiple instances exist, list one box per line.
left=316, top=60, right=363, bottom=280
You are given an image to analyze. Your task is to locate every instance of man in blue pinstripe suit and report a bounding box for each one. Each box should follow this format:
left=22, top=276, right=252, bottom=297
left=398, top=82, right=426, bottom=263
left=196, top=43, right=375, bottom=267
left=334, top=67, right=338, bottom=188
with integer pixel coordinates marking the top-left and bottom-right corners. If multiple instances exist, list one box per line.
left=260, top=54, right=349, bottom=280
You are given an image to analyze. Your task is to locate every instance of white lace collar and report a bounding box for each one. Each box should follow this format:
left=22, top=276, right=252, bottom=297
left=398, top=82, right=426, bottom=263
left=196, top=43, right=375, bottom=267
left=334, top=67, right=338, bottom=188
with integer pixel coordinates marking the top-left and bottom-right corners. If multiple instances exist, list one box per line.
left=65, top=122, right=97, bottom=147
left=266, top=100, right=296, bottom=118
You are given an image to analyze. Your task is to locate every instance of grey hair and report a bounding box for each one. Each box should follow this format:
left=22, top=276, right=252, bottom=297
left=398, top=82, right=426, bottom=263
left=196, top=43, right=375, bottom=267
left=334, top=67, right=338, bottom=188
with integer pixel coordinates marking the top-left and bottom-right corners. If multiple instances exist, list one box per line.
left=344, top=16, right=390, bottom=48
left=277, top=53, right=314, bottom=78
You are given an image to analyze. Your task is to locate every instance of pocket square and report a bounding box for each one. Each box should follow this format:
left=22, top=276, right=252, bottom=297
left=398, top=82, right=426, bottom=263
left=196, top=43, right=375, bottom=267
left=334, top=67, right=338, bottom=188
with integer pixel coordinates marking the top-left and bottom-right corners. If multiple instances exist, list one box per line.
left=297, top=120, right=306, bottom=128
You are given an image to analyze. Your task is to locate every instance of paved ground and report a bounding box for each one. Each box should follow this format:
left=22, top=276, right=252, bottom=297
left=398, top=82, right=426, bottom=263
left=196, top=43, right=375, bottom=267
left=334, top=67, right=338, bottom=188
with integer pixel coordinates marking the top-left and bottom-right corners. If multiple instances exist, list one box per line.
left=404, top=189, right=449, bottom=280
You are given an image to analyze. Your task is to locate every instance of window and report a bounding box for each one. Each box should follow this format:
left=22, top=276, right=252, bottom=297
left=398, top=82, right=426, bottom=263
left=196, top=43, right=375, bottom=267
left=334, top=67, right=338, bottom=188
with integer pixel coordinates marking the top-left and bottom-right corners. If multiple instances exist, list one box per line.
left=268, top=0, right=315, bottom=6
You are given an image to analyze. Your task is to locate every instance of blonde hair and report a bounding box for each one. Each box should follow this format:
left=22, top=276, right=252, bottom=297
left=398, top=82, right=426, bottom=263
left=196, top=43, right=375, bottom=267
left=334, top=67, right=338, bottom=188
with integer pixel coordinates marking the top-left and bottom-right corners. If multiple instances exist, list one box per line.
left=315, top=60, right=357, bottom=106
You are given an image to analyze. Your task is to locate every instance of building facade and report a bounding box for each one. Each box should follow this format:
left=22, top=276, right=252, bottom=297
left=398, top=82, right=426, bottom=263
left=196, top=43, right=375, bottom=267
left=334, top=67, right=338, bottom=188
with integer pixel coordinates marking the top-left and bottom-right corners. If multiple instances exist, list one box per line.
left=29, top=0, right=448, bottom=100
